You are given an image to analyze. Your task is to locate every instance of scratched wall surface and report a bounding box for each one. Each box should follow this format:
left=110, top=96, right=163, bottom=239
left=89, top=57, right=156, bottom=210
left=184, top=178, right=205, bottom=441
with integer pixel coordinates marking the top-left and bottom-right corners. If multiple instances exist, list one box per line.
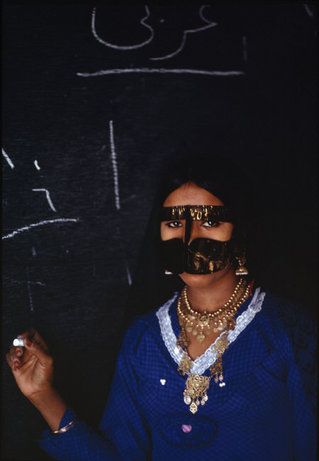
left=2, top=3, right=317, bottom=460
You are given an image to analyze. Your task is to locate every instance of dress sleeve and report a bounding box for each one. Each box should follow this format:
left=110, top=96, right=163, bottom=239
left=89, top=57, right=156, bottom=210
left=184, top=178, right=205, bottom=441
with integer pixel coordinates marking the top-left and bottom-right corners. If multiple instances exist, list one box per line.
left=38, top=319, right=151, bottom=461
left=284, top=305, right=317, bottom=461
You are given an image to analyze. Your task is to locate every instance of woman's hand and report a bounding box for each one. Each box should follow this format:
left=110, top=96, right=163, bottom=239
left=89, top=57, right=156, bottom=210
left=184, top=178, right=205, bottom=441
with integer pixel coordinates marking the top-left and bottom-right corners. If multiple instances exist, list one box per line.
left=6, top=329, right=68, bottom=431
left=6, top=329, right=54, bottom=401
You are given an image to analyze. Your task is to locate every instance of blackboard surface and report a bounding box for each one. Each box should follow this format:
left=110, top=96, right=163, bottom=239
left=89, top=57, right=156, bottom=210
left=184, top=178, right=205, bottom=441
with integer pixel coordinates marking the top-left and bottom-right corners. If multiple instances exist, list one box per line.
left=2, top=3, right=317, bottom=460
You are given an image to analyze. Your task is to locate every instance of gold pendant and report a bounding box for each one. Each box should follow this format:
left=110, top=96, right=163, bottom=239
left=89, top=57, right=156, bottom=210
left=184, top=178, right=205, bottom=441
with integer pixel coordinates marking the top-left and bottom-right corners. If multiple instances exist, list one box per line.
left=177, top=329, right=189, bottom=349
left=227, top=318, right=235, bottom=330
left=178, top=353, right=192, bottom=375
left=210, top=356, right=226, bottom=387
left=214, top=335, right=229, bottom=354
left=196, top=333, right=205, bottom=343
left=212, top=318, right=228, bottom=333
left=183, top=374, right=210, bottom=413
left=235, top=265, right=248, bottom=276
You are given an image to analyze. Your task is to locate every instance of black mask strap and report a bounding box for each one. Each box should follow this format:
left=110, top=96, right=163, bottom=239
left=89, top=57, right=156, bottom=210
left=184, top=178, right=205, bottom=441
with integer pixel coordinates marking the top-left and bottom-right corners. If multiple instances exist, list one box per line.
left=184, top=207, right=192, bottom=246
left=160, top=205, right=232, bottom=223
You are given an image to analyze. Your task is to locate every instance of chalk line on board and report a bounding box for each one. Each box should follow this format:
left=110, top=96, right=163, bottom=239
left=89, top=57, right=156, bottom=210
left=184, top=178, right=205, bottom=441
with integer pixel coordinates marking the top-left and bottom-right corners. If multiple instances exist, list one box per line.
left=2, top=218, right=79, bottom=240
left=242, top=36, right=247, bottom=62
left=199, top=5, right=214, bottom=25
left=26, top=267, right=35, bottom=313
left=109, top=120, right=121, bottom=211
left=122, top=194, right=137, bottom=204
left=303, top=4, right=314, bottom=18
left=150, top=5, right=217, bottom=61
left=27, top=283, right=34, bottom=312
left=2, top=148, right=15, bottom=169
left=92, top=5, right=154, bottom=50
left=77, top=68, right=244, bottom=77
left=32, top=188, right=57, bottom=212
left=125, top=262, right=132, bottom=286
left=4, top=276, right=45, bottom=287
left=34, top=160, right=41, bottom=170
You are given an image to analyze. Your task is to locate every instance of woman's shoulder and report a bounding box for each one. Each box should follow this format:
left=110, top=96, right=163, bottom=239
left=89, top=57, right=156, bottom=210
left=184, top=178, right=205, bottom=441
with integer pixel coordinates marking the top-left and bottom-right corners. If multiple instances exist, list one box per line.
left=262, top=290, right=317, bottom=406
left=120, top=293, right=178, bottom=356
left=261, top=290, right=316, bottom=339
left=258, top=290, right=316, bottom=370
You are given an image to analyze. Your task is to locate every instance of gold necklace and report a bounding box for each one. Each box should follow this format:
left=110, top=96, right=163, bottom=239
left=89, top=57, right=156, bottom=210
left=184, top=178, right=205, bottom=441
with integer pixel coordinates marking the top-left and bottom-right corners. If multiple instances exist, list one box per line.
left=177, top=282, right=253, bottom=414
left=178, top=279, right=249, bottom=343
left=184, top=277, right=244, bottom=318
left=177, top=330, right=230, bottom=414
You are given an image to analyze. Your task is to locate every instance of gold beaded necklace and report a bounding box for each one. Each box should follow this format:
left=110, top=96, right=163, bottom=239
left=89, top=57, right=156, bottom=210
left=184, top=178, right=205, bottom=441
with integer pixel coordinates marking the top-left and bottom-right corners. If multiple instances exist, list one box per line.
left=184, top=277, right=244, bottom=318
left=177, top=278, right=248, bottom=343
left=177, top=280, right=253, bottom=414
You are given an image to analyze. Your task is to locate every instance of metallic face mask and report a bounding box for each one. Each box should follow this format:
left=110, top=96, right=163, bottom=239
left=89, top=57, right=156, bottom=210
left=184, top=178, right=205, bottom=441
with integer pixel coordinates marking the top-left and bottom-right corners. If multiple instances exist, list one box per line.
left=160, top=205, right=235, bottom=275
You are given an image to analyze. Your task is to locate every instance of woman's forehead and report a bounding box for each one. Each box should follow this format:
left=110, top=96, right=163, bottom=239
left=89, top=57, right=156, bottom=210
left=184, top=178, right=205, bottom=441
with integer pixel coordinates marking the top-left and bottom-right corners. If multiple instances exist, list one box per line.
left=162, top=182, right=224, bottom=207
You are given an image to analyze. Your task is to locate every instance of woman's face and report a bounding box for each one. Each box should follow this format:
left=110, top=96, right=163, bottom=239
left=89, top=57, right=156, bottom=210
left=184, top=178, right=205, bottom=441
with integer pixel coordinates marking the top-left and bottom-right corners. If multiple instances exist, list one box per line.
left=160, top=182, right=234, bottom=287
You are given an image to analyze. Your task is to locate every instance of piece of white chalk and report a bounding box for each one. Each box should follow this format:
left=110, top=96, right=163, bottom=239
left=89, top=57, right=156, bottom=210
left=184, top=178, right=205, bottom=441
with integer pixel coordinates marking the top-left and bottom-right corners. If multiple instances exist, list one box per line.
left=13, top=338, right=25, bottom=347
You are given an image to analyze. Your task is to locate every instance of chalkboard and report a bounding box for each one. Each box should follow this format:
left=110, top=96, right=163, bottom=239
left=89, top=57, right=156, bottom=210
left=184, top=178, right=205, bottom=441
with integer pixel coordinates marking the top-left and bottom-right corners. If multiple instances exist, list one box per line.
left=2, top=3, right=317, bottom=460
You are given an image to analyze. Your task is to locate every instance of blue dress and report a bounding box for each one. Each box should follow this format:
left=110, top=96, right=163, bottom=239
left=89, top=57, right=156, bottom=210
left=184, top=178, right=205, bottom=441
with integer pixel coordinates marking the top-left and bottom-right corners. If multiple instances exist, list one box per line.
left=39, top=288, right=317, bottom=460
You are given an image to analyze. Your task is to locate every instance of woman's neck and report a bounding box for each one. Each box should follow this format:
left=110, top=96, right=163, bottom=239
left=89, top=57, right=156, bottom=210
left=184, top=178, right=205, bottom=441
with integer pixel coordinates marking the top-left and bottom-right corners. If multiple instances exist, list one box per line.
left=186, top=269, right=239, bottom=313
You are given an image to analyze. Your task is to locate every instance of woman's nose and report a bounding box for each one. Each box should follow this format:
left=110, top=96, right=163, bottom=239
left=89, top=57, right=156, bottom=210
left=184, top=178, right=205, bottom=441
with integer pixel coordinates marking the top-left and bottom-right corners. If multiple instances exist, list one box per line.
left=184, top=221, right=200, bottom=244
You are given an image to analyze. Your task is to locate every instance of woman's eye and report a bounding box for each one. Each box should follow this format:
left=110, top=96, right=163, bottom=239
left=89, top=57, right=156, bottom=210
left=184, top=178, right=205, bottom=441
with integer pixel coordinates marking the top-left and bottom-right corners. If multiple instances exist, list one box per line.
left=202, top=220, right=220, bottom=228
left=166, top=220, right=183, bottom=228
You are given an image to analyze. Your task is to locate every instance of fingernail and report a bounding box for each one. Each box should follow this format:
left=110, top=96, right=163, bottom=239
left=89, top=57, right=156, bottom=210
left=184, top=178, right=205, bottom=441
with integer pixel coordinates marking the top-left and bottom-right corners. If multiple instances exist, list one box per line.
left=16, top=349, right=23, bottom=357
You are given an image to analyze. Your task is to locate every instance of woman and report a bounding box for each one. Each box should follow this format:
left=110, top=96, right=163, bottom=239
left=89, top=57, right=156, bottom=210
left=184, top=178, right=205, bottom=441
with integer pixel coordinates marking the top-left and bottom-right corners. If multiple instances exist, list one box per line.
left=6, top=153, right=316, bottom=460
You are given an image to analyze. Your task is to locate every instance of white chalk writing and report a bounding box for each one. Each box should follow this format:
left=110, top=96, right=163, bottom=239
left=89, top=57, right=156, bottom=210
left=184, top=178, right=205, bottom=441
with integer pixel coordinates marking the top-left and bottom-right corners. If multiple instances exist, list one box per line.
left=34, top=160, right=41, bottom=170
left=109, top=120, right=121, bottom=210
left=32, top=188, right=57, bottom=212
left=2, top=218, right=79, bottom=240
left=150, top=5, right=217, bottom=61
left=92, top=5, right=154, bottom=50
left=78, top=68, right=244, bottom=78
left=2, top=148, right=15, bottom=169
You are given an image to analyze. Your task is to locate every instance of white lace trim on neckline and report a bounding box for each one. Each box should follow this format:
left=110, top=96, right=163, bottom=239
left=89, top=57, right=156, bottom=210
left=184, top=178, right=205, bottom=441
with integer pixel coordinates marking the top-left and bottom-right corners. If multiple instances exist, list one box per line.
left=156, top=287, right=266, bottom=375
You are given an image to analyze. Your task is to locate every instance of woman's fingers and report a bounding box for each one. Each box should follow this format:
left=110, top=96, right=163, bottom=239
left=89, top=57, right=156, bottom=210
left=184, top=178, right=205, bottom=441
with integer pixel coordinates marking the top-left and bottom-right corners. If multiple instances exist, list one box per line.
left=6, top=345, right=32, bottom=371
left=23, top=337, right=53, bottom=367
left=14, top=328, right=50, bottom=352
left=7, top=330, right=54, bottom=398
left=30, top=330, right=50, bottom=353
left=6, top=349, right=15, bottom=368
left=15, top=347, right=24, bottom=357
left=7, top=345, right=22, bottom=363
left=8, top=329, right=52, bottom=369
left=18, top=328, right=50, bottom=353
left=6, top=349, right=22, bottom=372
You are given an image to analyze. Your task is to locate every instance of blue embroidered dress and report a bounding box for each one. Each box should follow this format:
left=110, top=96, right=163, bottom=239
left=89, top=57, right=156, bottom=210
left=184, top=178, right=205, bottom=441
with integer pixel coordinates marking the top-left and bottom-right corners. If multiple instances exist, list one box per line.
left=39, top=289, right=316, bottom=460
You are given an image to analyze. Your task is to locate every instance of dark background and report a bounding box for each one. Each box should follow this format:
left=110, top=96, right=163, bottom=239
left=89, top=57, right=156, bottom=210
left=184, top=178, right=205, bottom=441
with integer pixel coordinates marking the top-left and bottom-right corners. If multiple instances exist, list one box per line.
left=1, top=2, right=317, bottom=460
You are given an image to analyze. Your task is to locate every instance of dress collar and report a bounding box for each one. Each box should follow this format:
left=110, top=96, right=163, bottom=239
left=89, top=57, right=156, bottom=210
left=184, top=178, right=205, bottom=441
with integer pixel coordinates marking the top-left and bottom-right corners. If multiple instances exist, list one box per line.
left=156, top=288, right=266, bottom=375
